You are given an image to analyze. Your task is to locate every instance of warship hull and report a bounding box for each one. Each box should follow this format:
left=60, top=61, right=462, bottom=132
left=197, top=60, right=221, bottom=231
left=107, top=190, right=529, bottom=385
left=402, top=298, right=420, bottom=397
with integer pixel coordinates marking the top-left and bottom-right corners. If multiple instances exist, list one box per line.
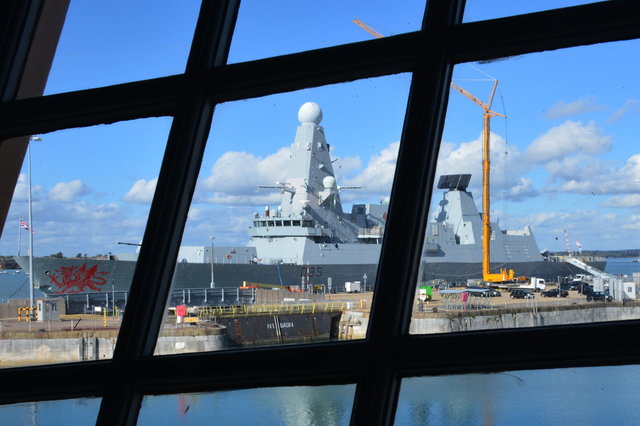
left=15, top=255, right=606, bottom=297
left=14, top=256, right=378, bottom=295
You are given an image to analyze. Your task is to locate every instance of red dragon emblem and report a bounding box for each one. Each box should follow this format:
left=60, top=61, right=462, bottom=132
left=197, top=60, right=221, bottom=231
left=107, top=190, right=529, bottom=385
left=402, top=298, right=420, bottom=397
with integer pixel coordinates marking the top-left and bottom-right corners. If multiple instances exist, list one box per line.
left=49, top=264, right=109, bottom=294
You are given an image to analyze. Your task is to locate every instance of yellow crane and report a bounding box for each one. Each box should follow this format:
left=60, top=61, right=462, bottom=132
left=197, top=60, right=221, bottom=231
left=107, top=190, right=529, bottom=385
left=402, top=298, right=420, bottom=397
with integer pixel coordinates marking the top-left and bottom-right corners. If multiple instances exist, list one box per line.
left=449, top=82, right=513, bottom=282
left=353, top=19, right=515, bottom=283
left=352, top=18, right=384, bottom=39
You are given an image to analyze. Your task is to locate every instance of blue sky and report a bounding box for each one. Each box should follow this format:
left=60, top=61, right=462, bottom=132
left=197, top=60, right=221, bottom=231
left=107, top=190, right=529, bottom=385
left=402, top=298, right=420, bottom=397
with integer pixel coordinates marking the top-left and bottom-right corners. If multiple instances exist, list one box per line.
left=2, top=1, right=639, bottom=257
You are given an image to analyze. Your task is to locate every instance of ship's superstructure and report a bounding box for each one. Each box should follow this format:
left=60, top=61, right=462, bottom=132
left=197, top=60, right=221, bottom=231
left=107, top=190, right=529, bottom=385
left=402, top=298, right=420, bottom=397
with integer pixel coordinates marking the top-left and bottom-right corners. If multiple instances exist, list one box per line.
left=247, top=101, right=385, bottom=266
left=424, top=174, right=539, bottom=264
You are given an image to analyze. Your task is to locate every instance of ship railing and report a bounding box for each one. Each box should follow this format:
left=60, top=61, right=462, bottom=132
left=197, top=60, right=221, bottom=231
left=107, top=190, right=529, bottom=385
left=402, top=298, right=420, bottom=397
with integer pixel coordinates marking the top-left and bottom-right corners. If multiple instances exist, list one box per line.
left=197, top=302, right=351, bottom=319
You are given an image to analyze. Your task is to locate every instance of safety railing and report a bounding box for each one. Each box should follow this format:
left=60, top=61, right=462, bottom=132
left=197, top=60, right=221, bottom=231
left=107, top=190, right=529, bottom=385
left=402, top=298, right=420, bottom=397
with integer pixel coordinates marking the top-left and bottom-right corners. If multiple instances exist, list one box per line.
left=197, top=302, right=350, bottom=320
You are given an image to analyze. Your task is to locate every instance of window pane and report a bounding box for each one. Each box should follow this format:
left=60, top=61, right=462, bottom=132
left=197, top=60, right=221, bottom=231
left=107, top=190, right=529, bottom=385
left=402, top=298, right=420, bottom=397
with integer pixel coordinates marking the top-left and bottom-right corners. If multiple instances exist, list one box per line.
left=139, top=385, right=355, bottom=425
left=154, top=75, right=410, bottom=355
left=396, top=365, right=640, bottom=425
left=228, top=1, right=426, bottom=64
left=463, top=1, right=601, bottom=23
left=411, top=39, right=640, bottom=335
left=0, top=398, right=100, bottom=426
left=42, top=0, right=200, bottom=96
left=0, top=118, right=170, bottom=367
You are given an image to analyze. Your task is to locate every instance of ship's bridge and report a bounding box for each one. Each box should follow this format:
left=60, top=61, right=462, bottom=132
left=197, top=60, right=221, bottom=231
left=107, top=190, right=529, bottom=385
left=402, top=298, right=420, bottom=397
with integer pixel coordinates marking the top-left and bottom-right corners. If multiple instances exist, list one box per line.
left=249, top=217, right=334, bottom=238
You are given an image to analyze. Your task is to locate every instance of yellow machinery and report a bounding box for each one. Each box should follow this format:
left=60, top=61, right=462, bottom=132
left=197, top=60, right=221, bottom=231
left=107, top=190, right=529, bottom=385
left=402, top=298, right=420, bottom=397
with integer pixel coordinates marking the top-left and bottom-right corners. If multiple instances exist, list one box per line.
left=354, top=19, right=516, bottom=283
left=449, top=82, right=513, bottom=282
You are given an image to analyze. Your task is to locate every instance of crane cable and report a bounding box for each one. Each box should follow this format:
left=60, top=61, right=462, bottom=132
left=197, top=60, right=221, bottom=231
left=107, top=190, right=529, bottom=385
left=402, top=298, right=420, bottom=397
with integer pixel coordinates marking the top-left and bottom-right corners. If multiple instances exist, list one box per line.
left=498, top=87, right=509, bottom=230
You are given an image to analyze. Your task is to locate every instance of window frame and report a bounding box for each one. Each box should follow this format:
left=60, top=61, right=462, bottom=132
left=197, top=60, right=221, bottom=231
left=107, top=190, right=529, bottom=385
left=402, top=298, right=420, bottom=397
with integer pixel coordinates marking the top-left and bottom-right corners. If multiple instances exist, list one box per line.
left=1, top=1, right=640, bottom=425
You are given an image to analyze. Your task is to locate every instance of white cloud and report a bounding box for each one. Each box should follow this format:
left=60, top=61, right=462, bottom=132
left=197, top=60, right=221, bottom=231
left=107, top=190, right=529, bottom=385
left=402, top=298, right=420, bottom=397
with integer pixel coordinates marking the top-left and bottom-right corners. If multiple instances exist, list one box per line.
left=343, top=142, right=399, bottom=197
left=508, top=178, right=538, bottom=201
left=198, top=148, right=291, bottom=205
left=602, top=194, right=640, bottom=208
left=623, top=215, right=640, bottom=230
left=48, top=179, right=90, bottom=202
left=525, top=120, right=611, bottom=163
left=124, top=178, right=157, bottom=204
left=608, top=99, right=640, bottom=122
left=333, top=155, right=362, bottom=180
left=11, top=173, right=44, bottom=202
left=433, top=133, right=527, bottom=201
left=544, top=97, right=604, bottom=119
left=546, top=154, right=640, bottom=195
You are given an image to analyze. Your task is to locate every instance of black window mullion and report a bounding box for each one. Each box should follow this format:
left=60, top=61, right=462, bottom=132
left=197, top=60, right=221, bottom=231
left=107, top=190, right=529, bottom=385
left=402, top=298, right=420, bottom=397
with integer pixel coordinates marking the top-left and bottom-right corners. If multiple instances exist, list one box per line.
left=2, top=0, right=640, bottom=423
left=350, top=0, right=464, bottom=424
left=96, top=2, right=240, bottom=425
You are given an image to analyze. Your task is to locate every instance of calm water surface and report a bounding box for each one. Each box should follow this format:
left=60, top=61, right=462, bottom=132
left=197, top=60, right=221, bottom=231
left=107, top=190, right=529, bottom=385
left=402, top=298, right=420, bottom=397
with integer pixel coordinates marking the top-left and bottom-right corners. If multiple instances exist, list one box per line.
left=1, top=260, right=639, bottom=425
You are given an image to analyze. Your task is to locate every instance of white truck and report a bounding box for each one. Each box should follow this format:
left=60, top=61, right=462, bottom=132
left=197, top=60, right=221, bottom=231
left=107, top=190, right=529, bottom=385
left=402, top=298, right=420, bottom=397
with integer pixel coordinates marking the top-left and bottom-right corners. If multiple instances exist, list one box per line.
left=345, top=281, right=362, bottom=293
left=572, top=274, right=591, bottom=283
left=518, top=277, right=547, bottom=292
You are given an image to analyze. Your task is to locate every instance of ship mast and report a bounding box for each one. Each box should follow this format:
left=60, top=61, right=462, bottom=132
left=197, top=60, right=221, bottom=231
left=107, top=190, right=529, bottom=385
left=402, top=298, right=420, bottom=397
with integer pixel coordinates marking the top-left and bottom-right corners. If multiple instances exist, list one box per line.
left=450, top=81, right=513, bottom=282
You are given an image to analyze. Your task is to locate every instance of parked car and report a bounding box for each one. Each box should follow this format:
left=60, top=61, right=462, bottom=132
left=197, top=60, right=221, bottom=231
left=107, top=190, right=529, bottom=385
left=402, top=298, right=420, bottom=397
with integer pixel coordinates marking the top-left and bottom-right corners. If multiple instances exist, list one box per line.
left=577, top=283, right=593, bottom=295
left=466, top=286, right=501, bottom=297
left=586, top=291, right=613, bottom=302
left=510, top=289, right=535, bottom=299
left=560, top=282, right=579, bottom=291
left=480, top=289, right=502, bottom=297
left=541, top=288, right=569, bottom=297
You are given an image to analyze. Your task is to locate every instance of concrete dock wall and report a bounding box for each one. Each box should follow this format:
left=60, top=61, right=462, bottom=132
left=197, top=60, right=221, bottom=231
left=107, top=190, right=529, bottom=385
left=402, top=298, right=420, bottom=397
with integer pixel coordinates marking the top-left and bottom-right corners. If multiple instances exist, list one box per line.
left=341, top=304, right=640, bottom=339
left=410, top=304, right=640, bottom=334
left=0, top=334, right=225, bottom=368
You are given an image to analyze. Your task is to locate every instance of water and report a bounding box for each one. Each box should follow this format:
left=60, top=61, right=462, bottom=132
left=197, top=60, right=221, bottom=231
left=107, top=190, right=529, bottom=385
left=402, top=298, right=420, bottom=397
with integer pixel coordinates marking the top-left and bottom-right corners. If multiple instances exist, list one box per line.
left=3, top=366, right=640, bottom=425
left=604, top=257, right=640, bottom=278
left=1, top=260, right=639, bottom=425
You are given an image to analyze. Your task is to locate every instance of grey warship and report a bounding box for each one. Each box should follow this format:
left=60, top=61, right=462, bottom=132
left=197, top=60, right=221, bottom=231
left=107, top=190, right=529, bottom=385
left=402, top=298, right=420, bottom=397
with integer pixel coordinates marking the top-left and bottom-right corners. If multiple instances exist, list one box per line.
left=15, top=102, right=605, bottom=298
left=15, top=102, right=385, bottom=296
left=421, top=174, right=606, bottom=283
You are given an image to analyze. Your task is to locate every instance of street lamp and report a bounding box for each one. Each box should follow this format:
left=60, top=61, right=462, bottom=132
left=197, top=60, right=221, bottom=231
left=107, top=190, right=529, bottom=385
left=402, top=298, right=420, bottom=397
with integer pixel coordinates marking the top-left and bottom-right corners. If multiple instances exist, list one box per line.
left=27, top=136, right=41, bottom=317
left=210, top=235, right=215, bottom=288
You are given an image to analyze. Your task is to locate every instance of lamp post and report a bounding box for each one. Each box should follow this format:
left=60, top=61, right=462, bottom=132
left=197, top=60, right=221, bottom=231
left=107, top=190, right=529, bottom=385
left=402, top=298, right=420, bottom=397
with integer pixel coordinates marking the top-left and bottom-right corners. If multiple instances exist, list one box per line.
left=210, top=235, right=215, bottom=288
left=27, top=136, right=41, bottom=317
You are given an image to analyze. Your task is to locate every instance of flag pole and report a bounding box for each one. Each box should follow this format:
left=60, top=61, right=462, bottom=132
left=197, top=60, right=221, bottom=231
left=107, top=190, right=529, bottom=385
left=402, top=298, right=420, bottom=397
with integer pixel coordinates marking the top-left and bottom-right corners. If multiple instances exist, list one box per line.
left=18, top=218, right=22, bottom=256
left=27, top=136, right=40, bottom=318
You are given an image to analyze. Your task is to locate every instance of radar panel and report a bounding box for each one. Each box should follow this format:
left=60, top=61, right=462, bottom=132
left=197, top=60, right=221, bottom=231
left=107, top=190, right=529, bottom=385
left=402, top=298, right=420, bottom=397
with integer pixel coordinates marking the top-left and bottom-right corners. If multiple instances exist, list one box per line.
left=437, top=174, right=471, bottom=191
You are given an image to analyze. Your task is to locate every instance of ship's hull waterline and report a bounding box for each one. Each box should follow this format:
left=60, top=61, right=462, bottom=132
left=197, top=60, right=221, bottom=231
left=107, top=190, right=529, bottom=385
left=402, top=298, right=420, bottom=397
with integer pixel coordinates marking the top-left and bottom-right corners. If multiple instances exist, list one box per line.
left=15, top=256, right=605, bottom=296
left=14, top=256, right=378, bottom=295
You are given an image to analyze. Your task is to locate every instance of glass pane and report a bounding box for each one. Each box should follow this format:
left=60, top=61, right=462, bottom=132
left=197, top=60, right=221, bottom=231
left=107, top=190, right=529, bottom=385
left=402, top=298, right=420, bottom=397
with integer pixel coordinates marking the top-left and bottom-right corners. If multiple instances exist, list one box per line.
left=228, top=1, right=426, bottom=64
left=42, top=0, right=200, bottom=96
left=0, top=118, right=170, bottom=367
left=139, top=384, right=355, bottom=425
left=155, top=75, right=410, bottom=355
left=0, top=397, right=100, bottom=426
left=396, top=365, right=640, bottom=425
left=464, top=1, right=601, bottom=23
left=411, top=39, right=640, bottom=334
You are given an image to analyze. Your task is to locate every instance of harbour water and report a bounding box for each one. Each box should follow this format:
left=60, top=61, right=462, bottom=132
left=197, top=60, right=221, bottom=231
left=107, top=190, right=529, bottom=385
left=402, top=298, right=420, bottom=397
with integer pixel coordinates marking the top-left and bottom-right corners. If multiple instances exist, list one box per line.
left=3, top=365, right=640, bottom=425
left=1, top=260, right=639, bottom=425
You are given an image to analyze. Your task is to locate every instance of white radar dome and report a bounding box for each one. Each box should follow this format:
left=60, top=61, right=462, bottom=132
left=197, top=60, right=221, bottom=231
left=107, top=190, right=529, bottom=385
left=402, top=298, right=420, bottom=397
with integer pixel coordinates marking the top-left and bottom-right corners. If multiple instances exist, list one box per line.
left=298, top=102, right=323, bottom=124
left=323, top=176, right=336, bottom=189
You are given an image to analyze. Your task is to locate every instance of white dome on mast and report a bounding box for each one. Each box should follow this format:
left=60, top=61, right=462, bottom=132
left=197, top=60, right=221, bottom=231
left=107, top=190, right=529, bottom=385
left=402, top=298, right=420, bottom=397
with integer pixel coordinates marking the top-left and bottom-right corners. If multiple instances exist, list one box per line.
left=298, top=102, right=323, bottom=124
